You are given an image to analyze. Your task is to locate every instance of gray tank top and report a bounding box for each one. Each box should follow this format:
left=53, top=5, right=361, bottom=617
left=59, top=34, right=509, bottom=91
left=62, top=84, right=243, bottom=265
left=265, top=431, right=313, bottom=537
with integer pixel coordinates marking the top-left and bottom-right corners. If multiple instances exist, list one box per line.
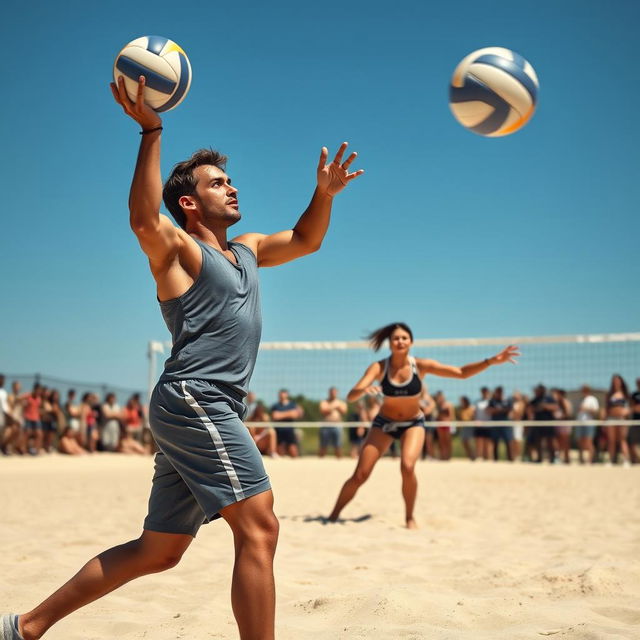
left=158, top=238, right=262, bottom=397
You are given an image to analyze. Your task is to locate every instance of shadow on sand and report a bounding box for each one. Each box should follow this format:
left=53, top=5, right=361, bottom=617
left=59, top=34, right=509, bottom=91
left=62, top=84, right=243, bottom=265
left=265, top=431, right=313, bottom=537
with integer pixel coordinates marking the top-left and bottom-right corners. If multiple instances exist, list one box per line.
left=278, top=514, right=373, bottom=525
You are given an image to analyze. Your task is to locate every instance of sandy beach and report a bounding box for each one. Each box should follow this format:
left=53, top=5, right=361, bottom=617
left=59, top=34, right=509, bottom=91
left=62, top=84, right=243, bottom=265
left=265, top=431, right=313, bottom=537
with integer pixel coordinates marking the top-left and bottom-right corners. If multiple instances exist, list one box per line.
left=1, top=454, right=639, bottom=639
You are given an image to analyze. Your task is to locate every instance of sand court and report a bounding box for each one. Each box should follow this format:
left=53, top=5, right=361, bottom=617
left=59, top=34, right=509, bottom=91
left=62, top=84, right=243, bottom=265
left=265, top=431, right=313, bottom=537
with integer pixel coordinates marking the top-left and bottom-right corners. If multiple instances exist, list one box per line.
left=1, top=455, right=639, bottom=639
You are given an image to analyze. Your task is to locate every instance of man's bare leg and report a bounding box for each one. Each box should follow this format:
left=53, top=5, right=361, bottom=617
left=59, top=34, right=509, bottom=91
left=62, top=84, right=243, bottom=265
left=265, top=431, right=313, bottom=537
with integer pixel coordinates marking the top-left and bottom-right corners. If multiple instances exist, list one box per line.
left=17, top=531, right=193, bottom=640
left=220, top=490, right=279, bottom=640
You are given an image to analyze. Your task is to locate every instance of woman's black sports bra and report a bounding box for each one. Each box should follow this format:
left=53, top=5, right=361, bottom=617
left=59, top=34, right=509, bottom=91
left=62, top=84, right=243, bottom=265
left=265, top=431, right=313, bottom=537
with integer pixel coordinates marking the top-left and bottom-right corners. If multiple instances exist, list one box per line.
left=380, top=357, right=423, bottom=398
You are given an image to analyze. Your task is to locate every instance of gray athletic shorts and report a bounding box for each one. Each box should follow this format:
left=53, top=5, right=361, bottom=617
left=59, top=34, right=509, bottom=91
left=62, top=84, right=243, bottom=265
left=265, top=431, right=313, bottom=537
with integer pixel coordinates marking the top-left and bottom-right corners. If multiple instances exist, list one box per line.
left=144, top=379, right=271, bottom=537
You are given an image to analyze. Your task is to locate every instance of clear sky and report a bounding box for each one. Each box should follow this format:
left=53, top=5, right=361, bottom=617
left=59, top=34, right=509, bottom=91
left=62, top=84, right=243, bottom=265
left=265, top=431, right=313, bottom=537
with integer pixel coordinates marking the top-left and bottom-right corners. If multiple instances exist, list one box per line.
left=1, top=0, right=638, bottom=393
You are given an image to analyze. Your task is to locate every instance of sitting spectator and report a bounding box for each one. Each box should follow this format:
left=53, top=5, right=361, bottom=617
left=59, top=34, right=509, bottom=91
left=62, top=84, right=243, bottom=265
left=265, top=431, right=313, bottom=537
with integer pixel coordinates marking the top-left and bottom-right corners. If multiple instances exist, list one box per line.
left=247, top=403, right=278, bottom=457
left=64, top=389, right=82, bottom=445
left=117, top=423, right=149, bottom=455
left=58, top=426, right=86, bottom=455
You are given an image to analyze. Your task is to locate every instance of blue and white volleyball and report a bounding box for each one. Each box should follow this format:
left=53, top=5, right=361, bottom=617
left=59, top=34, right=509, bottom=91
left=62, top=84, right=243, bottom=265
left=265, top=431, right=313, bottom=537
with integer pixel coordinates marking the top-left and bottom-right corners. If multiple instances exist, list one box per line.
left=449, top=47, right=539, bottom=137
left=113, top=36, right=192, bottom=113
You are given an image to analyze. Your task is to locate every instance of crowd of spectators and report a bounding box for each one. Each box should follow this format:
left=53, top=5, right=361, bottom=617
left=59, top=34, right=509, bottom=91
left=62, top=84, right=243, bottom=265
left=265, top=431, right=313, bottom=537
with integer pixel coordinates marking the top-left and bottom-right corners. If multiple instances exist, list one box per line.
left=244, top=374, right=640, bottom=465
left=2, top=373, right=639, bottom=465
left=0, top=376, right=153, bottom=456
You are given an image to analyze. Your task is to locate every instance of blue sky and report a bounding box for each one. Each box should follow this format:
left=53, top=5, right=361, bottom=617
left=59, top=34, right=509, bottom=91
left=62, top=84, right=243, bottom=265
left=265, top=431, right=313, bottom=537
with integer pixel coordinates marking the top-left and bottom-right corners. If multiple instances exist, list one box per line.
left=1, top=0, right=638, bottom=394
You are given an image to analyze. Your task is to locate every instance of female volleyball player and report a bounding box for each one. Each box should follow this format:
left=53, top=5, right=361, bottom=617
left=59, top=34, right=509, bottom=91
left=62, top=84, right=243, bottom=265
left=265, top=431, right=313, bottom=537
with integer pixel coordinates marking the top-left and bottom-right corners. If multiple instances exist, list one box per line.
left=328, top=323, right=519, bottom=528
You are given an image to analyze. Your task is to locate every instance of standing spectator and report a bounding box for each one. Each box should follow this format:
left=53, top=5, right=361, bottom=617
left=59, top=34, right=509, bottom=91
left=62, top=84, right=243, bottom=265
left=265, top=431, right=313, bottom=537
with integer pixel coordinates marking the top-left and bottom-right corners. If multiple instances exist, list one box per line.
left=22, top=383, right=43, bottom=455
left=6, top=381, right=25, bottom=454
left=509, top=390, right=527, bottom=461
left=271, top=389, right=303, bottom=458
left=420, top=386, right=437, bottom=460
left=488, top=386, right=514, bottom=461
left=64, top=389, right=82, bottom=444
left=318, top=387, right=347, bottom=458
left=434, top=391, right=454, bottom=460
left=247, top=403, right=278, bottom=457
left=123, top=393, right=145, bottom=442
left=604, top=374, right=631, bottom=466
left=630, top=378, right=640, bottom=464
left=100, top=392, right=122, bottom=452
left=552, top=388, right=573, bottom=464
left=575, top=384, right=599, bottom=464
left=526, top=384, right=558, bottom=463
left=457, top=396, right=476, bottom=460
left=80, top=392, right=98, bottom=453
left=474, top=386, right=493, bottom=460
left=351, top=396, right=378, bottom=458
left=41, top=389, right=64, bottom=453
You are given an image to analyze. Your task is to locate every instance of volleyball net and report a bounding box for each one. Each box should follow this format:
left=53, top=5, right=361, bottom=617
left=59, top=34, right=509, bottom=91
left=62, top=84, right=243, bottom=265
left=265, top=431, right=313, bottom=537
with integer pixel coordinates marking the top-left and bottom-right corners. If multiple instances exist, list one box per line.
left=149, top=331, right=640, bottom=428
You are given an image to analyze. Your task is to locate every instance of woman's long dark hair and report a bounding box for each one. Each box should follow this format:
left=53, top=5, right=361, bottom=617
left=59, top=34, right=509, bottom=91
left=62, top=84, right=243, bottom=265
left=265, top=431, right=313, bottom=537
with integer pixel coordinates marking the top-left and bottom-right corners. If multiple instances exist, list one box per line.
left=606, top=374, right=629, bottom=402
left=366, top=323, right=413, bottom=351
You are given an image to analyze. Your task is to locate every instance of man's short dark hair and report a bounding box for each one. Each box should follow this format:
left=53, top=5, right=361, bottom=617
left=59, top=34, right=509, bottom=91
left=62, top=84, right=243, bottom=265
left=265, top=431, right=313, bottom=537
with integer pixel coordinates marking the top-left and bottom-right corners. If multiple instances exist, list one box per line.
left=162, top=149, right=228, bottom=229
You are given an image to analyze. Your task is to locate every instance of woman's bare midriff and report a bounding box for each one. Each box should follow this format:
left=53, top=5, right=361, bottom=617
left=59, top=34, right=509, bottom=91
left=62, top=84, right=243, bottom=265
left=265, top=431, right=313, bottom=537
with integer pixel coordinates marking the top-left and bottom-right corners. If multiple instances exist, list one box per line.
left=378, top=397, right=422, bottom=421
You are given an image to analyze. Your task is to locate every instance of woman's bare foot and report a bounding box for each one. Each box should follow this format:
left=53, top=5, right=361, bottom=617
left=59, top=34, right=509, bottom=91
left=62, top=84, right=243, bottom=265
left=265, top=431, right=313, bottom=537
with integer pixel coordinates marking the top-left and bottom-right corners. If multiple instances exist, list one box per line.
left=406, top=518, right=418, bottom=530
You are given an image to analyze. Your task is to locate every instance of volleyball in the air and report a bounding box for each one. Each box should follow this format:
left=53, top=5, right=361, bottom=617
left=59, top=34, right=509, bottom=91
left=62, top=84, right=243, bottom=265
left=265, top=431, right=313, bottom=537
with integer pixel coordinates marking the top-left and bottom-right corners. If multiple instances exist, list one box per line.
left=113, top=36, right=192, bottom=112
left=449, top=47, right=539, bottom=137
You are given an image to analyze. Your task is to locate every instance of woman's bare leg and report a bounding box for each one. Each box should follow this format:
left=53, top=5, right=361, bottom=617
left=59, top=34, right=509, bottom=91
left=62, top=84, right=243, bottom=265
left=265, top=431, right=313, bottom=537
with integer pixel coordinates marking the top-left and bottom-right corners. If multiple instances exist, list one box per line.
left=328, top=428, right=392, bottom=521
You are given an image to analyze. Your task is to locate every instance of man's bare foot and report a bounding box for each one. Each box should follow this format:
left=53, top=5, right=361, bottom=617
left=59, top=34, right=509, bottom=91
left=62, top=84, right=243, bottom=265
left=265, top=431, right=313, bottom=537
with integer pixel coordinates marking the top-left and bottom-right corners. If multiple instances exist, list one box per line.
left=406, top=518, right=418, bottom=530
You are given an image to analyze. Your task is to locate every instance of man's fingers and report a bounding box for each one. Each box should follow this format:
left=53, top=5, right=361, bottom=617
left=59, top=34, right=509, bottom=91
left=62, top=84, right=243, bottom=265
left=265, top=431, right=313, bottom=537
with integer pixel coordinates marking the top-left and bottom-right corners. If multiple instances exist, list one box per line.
left=332, top=141, right=348, bottom=164
left=346, top=169, right=365, bottom=181
left=116, top=76, right=133, bottom=108
left=342, top=151, right=357, bottom=170
left=136, top=75, right=146, bottom=107
left=110, top=82, right=122, bottom=105
left=318, top=147, right=328, bottom=170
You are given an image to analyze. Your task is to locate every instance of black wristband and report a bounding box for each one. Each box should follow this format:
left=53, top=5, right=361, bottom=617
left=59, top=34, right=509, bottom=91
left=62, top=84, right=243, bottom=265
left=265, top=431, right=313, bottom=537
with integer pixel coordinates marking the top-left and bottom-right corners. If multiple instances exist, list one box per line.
left=140, top=126, right=163, bottom=135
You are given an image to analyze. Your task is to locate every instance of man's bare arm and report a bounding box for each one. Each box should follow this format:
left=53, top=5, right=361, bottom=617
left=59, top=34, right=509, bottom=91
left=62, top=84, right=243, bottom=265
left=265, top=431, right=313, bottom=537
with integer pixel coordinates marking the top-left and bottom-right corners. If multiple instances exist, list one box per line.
left=235, top=143, right=363, bottom=267
left=110, top=76, right=182, bottom=265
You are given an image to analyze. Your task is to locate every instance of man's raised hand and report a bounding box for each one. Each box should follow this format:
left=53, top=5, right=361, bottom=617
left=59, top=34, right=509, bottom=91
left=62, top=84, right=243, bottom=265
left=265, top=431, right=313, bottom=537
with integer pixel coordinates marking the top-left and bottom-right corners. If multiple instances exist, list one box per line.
left=110, top=75, right=162, bottom=131
left=317, top=142, right=364, bottom=197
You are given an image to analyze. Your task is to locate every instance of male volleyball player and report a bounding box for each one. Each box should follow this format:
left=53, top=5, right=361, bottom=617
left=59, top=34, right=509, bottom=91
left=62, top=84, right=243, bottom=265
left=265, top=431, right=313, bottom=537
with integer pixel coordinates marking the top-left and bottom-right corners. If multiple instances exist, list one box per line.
left=0, top=75, right=363, bottom=640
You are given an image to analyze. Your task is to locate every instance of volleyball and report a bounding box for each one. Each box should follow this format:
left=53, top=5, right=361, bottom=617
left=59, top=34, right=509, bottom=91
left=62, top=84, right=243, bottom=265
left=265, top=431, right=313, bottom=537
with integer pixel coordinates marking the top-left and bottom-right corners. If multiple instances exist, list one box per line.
left=113, top=36, right=192, bottom=113
left=449, top=47, right=539, bottom=137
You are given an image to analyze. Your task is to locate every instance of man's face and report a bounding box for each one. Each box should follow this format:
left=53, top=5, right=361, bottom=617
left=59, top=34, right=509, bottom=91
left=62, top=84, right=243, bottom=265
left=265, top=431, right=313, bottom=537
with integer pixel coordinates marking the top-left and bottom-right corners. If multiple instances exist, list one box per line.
left=12, top=381, right=21, bottom=394
left=329, top=387, right=338, bottom=400
left=183, top=165, right=240, bottom=228
left=279, top=391, right=289, bottom=404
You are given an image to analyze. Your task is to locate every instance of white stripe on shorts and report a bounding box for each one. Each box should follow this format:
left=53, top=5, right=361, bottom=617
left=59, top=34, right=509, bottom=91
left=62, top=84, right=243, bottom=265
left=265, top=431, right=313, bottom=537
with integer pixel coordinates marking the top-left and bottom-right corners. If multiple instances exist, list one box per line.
left=180, top=381, right=245, bottom=502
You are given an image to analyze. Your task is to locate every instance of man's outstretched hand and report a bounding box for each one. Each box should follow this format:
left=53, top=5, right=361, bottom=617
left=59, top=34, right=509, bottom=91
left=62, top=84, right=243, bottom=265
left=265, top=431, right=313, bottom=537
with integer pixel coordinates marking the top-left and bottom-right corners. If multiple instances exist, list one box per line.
left=317, top=142, right=364, bottom=197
